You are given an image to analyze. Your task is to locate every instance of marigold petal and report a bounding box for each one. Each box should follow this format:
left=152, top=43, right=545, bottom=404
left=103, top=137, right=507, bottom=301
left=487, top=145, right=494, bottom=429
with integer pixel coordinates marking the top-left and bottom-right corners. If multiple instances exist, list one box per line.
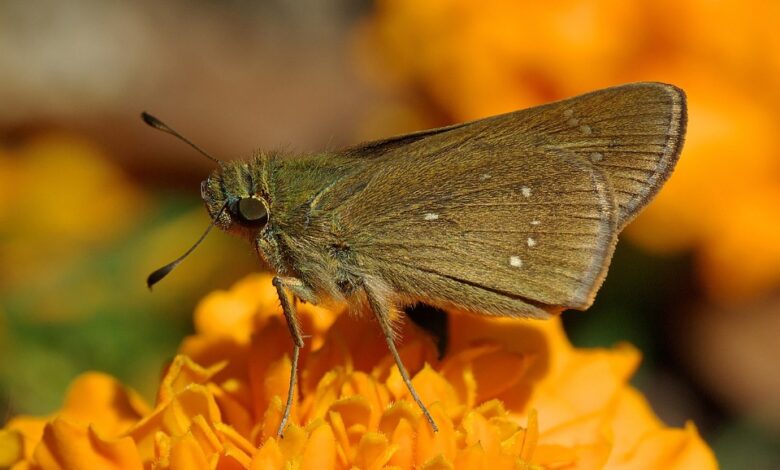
left=301, top=369, right=344, bottom=422
left=302, top=344, right=353, bottom=399
left=260, top=355, right=298, bottom=424
left=57, top=373, right=149, bottom=438
left=87, top=426, right=143, bottom=469
left=248, top=322, right=297, bottom=419
left=461, top=412, right=499, bottom=456
left=540, top=410, right=609, bottom=445
left=194, top=291, right=259, bottom=343
left=533, top=442, right=611, bottom=469
left=194, top=274, right=278, bottom=341
left=208, top=382, right=254, bottom=438
left=300, top=422, right=337, bottom=470
left=304, top=314, right=383, bottom=391
left=450, top=313, right=572, bottom=365
left=167, top=433, right=210, bottom=470
left=179, top=336, right=250, bottom=387
left=154, top=431, right=172, bottom=467
left=158, top=355, right=225, bottom=404
left=491, top=410, right=538, bottom=465
left=453, top=444, right=484, bottom=470
left=258, top=396, right=284, bottom=444
left=340, top=372, right=391, bottom=428
left=531, top=343, right=640, bottom=432
left=453, top=443, right=515, bottom=470
left=126, top=384, right=221, bottom=461
left=0, top=429, right=24, bottom=467
left=415, top=403, right=456, bottom=467
left=408, top=365, right=462, bottom=418
left=277, top=424, right=307, bottom=461
left=439, top=346, right=487, bottom=409
left=328, top=395, right=372, bottom=436
left=373, top=336, right=439, bottom=385
left=441, top=345, right=529, bottom=409
left=606, top=422, right=717, bottom=470
left=213, top=422, right=256, bottom=461
left=534, top=413, right=613, bottom=467
left=420, top=452, right=454, bottom=470
left=3, top=417, right=46, bottom=462
left=249, top=437, right=284, bottom=470
left=189, top=415, right=223, bottom=456
left=173, top=385, right=223, bottom=429
left=327, top=410, right=351, bottom=465
left=354, top=432, right=396, bottom=470
left=387, top=417, right=415, bottom=469
left=194, top=274, right=281, bottom=342
left=378, top=401, right=419, bottom=436
left=607, top=387, right=663, bottom=462
left=33, top=418, right=142, bottom=470
left=296, top=302, right=342, bottom=349
left=522, top=409, right=539, bottom=462
left=472, top=349, right=529, bottom=404
left=193, top=272, right=339, bottom=350
left=214, top=451, right=249, bottom=470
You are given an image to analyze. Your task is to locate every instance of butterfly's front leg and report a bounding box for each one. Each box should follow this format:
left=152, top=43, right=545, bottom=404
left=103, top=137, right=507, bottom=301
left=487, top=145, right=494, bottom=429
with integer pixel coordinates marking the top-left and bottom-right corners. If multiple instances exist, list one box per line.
left=272, top=276, right=314, bottom=437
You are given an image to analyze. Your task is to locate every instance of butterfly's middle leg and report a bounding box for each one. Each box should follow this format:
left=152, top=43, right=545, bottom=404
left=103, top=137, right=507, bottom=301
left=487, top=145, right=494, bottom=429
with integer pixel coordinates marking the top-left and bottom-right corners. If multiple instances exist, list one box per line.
left=272, top=276, right=311, bottom=437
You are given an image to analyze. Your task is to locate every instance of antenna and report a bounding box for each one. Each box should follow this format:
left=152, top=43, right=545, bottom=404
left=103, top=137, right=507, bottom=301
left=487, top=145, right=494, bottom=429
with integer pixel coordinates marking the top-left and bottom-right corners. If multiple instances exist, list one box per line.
left=146, top=203, right=228, bottom=289
left=141, top=112, right=222, bottom=164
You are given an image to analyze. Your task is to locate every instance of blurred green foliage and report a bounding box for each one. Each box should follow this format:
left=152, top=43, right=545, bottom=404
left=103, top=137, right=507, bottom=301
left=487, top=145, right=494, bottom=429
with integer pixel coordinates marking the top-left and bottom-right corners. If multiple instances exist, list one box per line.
left=0, top=196, right=256, bottom=417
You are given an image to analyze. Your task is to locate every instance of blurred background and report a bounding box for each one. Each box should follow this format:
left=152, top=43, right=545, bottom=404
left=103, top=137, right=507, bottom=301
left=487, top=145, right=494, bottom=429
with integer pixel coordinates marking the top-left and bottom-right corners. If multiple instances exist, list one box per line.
left=1, top=0, right=779, bottom=467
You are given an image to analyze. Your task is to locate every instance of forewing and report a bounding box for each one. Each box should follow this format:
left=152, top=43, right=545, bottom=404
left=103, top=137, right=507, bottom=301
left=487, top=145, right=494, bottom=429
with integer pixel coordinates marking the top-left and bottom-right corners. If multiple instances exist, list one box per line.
left=345, top=82, right=686, bottom=229
left=321, top=147, right=617, bottom=316
left=319, top=82, right=686, bottom=316
left=532, top=82, right=686, bottom=228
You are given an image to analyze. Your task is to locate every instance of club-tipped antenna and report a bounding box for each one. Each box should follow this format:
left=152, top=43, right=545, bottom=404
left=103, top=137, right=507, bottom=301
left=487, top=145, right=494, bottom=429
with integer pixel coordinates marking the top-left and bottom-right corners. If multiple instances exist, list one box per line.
left=147, top=204, right=227, bottom=289
left=141, top=112, right=222, bottom=164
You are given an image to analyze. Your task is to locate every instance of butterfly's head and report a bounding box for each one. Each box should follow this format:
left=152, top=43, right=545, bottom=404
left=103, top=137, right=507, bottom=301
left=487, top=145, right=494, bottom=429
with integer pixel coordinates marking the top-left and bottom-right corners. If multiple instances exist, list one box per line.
left=201, top=159, right=270, bottom=237
left=141, top=112, right=273, bottom=289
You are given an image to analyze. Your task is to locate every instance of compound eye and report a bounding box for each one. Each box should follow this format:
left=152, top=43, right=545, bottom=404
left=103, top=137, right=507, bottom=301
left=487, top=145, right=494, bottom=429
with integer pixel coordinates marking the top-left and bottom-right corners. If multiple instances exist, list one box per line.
left=235, top=197, right=268, bottom=227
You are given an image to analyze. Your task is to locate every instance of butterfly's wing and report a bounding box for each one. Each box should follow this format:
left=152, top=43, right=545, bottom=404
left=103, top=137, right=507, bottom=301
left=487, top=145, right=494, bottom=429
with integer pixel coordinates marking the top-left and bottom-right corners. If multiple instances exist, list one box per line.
left=321, top=82, right=685, bottom=317
left=345, top=82, right=686, bottom=230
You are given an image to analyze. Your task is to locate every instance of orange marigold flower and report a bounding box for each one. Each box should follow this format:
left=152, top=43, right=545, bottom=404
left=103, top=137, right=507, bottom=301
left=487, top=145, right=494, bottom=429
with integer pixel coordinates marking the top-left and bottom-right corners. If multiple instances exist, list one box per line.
left=1, top=274, right=716, bottom=469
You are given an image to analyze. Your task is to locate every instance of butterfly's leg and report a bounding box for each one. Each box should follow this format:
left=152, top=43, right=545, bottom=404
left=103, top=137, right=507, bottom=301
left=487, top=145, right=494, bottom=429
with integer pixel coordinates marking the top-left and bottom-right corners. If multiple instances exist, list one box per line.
left=272, top=276, right=308, bottom=437
left=364, top=284, right=439, bottom=433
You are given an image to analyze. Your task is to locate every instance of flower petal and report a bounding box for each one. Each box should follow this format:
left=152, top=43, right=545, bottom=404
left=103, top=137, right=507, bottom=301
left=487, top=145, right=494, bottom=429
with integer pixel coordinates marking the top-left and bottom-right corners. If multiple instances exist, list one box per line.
left=300, top=422, right=337, bottom=470
left=415, top=403, right=456, bottom=467
left=0, top=429, right=24, bottom=468
left=354, top=432, right=396, bottom=470
left=167, top=433, right=210, bottom=470
left=606, top=421, right=717, bottom=470
left=249, top=437, right=284, bottom=470
left=33, top=418, right=142, bottom=470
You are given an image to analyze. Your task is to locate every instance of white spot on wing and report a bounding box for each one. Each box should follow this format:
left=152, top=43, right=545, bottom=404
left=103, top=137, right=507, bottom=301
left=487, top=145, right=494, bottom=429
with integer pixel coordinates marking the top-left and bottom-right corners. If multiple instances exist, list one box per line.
left=564, top=109, right=594, bottom=134
left=521, top=186, right=531, bottom=198
left=424, top=213, right=439, bottom=221
left=527, top=237, right=537, bottom=247
left=590, top=152, right=604, bottom=162
left=509, top=256, right=523, bottom=268
left=530, top=220, right=541, bottom=225
left=480, top=173, right=492, bottom=181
